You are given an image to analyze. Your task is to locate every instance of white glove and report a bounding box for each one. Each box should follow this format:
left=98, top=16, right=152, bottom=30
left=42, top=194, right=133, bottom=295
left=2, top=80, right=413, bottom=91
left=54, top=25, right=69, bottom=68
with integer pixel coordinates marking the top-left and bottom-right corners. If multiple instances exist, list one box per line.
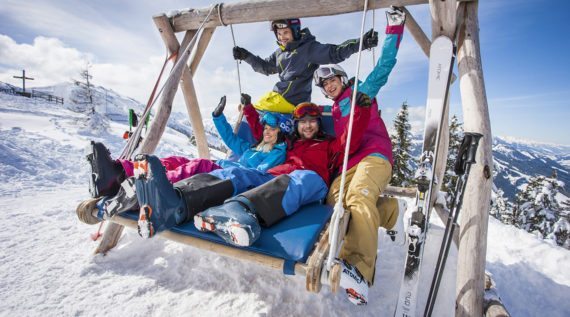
left=386, top=6, right=406, bottom=26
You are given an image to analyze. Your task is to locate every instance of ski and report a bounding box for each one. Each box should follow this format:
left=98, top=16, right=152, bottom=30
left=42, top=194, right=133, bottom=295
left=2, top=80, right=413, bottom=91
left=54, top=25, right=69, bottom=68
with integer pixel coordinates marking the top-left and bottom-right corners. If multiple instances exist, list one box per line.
left=424, top=132, right=482, bottom=316
left=394, top=35, right=455, bottom=317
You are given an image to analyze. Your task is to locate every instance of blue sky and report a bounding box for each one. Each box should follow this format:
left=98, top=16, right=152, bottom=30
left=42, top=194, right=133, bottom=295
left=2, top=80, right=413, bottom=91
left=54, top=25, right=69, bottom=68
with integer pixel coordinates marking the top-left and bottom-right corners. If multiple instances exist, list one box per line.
left=1, top=0, right=568, bottom=144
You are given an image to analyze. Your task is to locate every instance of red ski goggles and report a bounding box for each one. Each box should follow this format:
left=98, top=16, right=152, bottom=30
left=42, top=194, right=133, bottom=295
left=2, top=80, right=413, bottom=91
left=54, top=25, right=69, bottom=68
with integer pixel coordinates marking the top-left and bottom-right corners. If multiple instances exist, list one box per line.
left=293, top=102, right=322, bottom=120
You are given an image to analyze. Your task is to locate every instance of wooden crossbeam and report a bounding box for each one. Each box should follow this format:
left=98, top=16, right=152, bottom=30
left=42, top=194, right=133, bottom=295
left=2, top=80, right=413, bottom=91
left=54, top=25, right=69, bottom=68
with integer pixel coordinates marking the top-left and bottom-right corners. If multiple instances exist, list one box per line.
left=153, top=14, right=212, bottom=159
left=165, top=0, right=429, bottom=33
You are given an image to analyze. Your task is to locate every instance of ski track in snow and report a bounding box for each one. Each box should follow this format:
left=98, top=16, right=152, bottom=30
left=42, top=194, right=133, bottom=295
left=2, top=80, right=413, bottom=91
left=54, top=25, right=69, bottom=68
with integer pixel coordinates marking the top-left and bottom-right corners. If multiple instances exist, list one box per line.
left=1, top=91, right=569, bottom=316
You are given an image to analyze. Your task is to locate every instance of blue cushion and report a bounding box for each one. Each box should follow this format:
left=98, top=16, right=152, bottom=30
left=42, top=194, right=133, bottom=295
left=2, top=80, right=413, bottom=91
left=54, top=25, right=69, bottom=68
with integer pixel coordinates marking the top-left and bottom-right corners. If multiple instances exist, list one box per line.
left=120, top=202, right=332, bottom=265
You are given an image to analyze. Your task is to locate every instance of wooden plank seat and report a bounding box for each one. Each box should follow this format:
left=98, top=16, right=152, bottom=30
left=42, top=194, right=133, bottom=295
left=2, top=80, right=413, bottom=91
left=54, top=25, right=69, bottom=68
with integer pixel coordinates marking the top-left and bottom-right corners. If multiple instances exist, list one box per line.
left=109, top=202, right=333, bottom=278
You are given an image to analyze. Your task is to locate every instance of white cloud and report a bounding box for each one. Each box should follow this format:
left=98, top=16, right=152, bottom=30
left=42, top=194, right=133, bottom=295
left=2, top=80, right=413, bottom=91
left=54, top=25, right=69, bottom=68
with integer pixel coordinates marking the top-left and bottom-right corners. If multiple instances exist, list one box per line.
left=0, top=35, right=90, bottom=87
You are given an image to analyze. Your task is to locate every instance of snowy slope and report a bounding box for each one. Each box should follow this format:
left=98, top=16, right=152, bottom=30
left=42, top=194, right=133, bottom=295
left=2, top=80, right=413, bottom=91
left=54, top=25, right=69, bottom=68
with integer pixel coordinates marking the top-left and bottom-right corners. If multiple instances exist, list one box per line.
left=1, top=90, right=569, bottom=316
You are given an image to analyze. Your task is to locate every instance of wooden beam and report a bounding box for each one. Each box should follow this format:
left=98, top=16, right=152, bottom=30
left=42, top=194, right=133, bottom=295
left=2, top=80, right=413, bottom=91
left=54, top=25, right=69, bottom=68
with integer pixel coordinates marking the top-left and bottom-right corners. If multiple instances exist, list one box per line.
left=402, top=7, right=431, bottom=57
left=94, top=222, right=124, bottom=254
left=384, top=185, right=416, bottom=198
left=455, top=2, right=493, bottom=316
left=166, top=0, right=428, bottom=33
left=153, top=15, right=212, bottom=159
left=182, top=28, right=216, bottom=159
left=429, top=0, right=457, bottom=39
left=189, top=27, right=215, bottom=74
left=383, top=186, right=459, bottom=246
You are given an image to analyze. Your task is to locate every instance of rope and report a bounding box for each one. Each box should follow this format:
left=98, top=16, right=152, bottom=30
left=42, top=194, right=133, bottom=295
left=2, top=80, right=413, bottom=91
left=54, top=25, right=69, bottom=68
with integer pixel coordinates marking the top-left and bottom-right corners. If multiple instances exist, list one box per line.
left=372, top=8, right=376, bottom=62
left=119, top=4, right=217, bottom=160
left=217, top=2, right=245, bottom=146
left=326, top=0, right=370, bottom=271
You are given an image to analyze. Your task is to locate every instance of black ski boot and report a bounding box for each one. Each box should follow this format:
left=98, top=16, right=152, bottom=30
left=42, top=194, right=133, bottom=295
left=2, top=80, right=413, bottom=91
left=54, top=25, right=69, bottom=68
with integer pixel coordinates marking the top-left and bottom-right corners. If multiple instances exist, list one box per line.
left=86, top=141, right=125, bottom=198
left=98, top=177, right=139, bottom=219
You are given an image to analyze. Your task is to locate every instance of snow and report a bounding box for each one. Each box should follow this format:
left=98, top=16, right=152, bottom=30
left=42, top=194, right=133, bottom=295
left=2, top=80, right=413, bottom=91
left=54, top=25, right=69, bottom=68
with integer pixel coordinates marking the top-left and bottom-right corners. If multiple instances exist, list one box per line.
left=1, top=90, right=569, bottom=316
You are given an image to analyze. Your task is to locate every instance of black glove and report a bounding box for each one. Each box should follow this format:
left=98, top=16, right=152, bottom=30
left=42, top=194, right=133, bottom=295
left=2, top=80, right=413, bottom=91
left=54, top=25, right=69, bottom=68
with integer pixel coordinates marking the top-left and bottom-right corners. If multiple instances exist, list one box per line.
left=362, top=29, right=379, bottom=50
left=355, top=92, right=371, bottom=108
left=213, top=96, right=226, bottom=117
left=240, top=93, right=251, bottom=105
left=233, top=46, right=251, bottom=60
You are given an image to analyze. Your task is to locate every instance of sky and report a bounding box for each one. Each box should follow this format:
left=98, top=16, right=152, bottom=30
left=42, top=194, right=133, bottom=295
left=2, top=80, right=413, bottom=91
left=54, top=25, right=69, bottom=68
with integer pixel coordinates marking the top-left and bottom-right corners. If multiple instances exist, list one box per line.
left=0, top=0, right=569, bottom=144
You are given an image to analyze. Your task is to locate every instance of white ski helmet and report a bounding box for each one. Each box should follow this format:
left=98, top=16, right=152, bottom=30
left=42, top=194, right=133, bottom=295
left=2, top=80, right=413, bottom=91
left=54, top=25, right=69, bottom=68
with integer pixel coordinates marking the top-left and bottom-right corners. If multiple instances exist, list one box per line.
left=313, top=64, right=349, bottom=98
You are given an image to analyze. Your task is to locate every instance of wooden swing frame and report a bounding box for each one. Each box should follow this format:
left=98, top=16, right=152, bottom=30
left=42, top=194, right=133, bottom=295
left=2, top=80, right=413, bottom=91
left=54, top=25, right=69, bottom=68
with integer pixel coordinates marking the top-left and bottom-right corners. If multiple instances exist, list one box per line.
left=92, top=0, right=501, bottom=315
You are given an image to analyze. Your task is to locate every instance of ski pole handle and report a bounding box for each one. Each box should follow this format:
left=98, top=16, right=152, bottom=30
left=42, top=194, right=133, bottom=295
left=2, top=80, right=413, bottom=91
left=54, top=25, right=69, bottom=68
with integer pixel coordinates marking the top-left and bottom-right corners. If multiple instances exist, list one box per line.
left=464, top=132, right=483, bottom=164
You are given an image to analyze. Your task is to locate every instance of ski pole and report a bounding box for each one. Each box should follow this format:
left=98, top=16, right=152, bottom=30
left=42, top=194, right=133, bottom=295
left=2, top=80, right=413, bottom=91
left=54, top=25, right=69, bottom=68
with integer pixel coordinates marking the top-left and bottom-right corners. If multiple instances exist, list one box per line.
left=424, top=132, right=482, bottom=316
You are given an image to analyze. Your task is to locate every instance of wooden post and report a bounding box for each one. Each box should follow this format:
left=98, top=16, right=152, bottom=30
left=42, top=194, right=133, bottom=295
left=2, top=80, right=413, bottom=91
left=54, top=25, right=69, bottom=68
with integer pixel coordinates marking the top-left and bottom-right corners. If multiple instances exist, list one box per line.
left=455, top=2, right=493, bottom=316
left=168, top=0, right=428, bottom=32
left=153, top=15, right=212, bottom=159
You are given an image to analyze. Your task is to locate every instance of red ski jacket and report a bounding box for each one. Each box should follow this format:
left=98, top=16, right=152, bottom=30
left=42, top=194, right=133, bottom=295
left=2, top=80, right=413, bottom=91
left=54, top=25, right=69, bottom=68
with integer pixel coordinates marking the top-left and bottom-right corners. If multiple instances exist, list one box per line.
left=244, top=104, right=370, bottom=185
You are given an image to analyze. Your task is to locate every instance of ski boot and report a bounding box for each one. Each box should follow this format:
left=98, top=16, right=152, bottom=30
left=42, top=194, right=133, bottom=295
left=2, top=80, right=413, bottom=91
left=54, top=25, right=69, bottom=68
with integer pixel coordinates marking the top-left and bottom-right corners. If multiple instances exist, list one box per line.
left=99, top=177, right=139, bottom=219
left=193, top=196, right=261, bottom=247
left=86, top=141, right=125, bottom=198
left=338, top=259, right=369, bottom=306
left=134, top=155, right=186, bottom=238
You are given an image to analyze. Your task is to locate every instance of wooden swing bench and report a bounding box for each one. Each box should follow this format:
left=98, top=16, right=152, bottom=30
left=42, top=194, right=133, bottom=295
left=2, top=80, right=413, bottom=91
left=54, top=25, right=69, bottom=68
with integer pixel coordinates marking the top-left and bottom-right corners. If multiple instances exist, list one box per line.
left=89, top=0, right=502, bottom=314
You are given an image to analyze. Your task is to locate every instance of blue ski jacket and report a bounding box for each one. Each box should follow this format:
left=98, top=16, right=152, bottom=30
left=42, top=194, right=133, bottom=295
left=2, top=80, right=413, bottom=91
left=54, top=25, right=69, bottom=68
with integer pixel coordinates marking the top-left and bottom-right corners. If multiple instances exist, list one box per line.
left=243, top=28, right=363, bottom=106
left=213, top=113, right=286, bottom=172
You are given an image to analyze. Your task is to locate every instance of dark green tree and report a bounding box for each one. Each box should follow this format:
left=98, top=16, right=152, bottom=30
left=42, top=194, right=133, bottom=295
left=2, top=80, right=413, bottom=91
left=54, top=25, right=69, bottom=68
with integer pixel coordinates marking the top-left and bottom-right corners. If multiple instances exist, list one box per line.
left=441, top=115, right=463, bottom=206
left=390, top=101, right=414, bottom=186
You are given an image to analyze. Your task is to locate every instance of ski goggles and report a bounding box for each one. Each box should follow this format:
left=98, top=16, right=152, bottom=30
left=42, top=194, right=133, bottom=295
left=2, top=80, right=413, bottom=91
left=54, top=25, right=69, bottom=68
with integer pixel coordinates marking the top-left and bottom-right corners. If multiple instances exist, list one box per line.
left=293, top=102, right=322, bottom=120
left=313, top=66, right=345, bottom=87
left=261, top=112, right=294, bottom=134
left=271, top=19, right=300, bottom=31
left=261, top=112, right=280, bottom=128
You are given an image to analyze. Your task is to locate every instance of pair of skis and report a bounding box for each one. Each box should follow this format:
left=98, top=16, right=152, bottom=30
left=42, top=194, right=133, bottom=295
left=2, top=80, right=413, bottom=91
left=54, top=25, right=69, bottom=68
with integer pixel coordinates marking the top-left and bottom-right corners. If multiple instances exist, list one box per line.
left=393, top=35, right=483, bottom=316
left=393, top=35, right=456, bottom=317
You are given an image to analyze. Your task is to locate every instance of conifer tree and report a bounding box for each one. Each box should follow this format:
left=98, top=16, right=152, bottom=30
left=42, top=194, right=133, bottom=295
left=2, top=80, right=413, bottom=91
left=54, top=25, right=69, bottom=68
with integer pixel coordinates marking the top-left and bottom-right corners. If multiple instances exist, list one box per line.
left=390, top=101, right=414, bottom=186
left=515, top=173, right=566, bottom=247
left=441, top=115, right=463, bottom=206
left=490, top=186, right=512, bottom=224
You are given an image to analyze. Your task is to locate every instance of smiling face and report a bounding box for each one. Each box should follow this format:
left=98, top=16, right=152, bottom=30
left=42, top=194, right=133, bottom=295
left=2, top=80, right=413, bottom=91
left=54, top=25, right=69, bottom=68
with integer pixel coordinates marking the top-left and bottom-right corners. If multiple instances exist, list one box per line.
left=297, top=118, right=319, bottom=140
left=276, top=28, right=294, bottom=47
left=263, top=125, right=280, bottom=144
left=322, top=76, right=343, bottom=99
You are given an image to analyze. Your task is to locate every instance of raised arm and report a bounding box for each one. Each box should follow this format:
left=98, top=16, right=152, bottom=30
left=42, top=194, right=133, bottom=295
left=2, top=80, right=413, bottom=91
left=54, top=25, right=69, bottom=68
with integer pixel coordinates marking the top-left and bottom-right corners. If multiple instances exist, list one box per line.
left=212, top=96, right=251, bottom=155
left=241, top=94, right=264, bottom=141
left=307, top=29, right=378, bottom=65
left=234, top=46, right=279, bottom=75
left=358, top=8, right=406, bottom=98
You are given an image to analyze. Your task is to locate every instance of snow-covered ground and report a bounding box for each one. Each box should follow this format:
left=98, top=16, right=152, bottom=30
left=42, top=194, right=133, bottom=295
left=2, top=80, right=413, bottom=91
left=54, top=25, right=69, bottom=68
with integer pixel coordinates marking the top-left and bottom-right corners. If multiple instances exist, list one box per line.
left=1, top=91, right=569, bottom=316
